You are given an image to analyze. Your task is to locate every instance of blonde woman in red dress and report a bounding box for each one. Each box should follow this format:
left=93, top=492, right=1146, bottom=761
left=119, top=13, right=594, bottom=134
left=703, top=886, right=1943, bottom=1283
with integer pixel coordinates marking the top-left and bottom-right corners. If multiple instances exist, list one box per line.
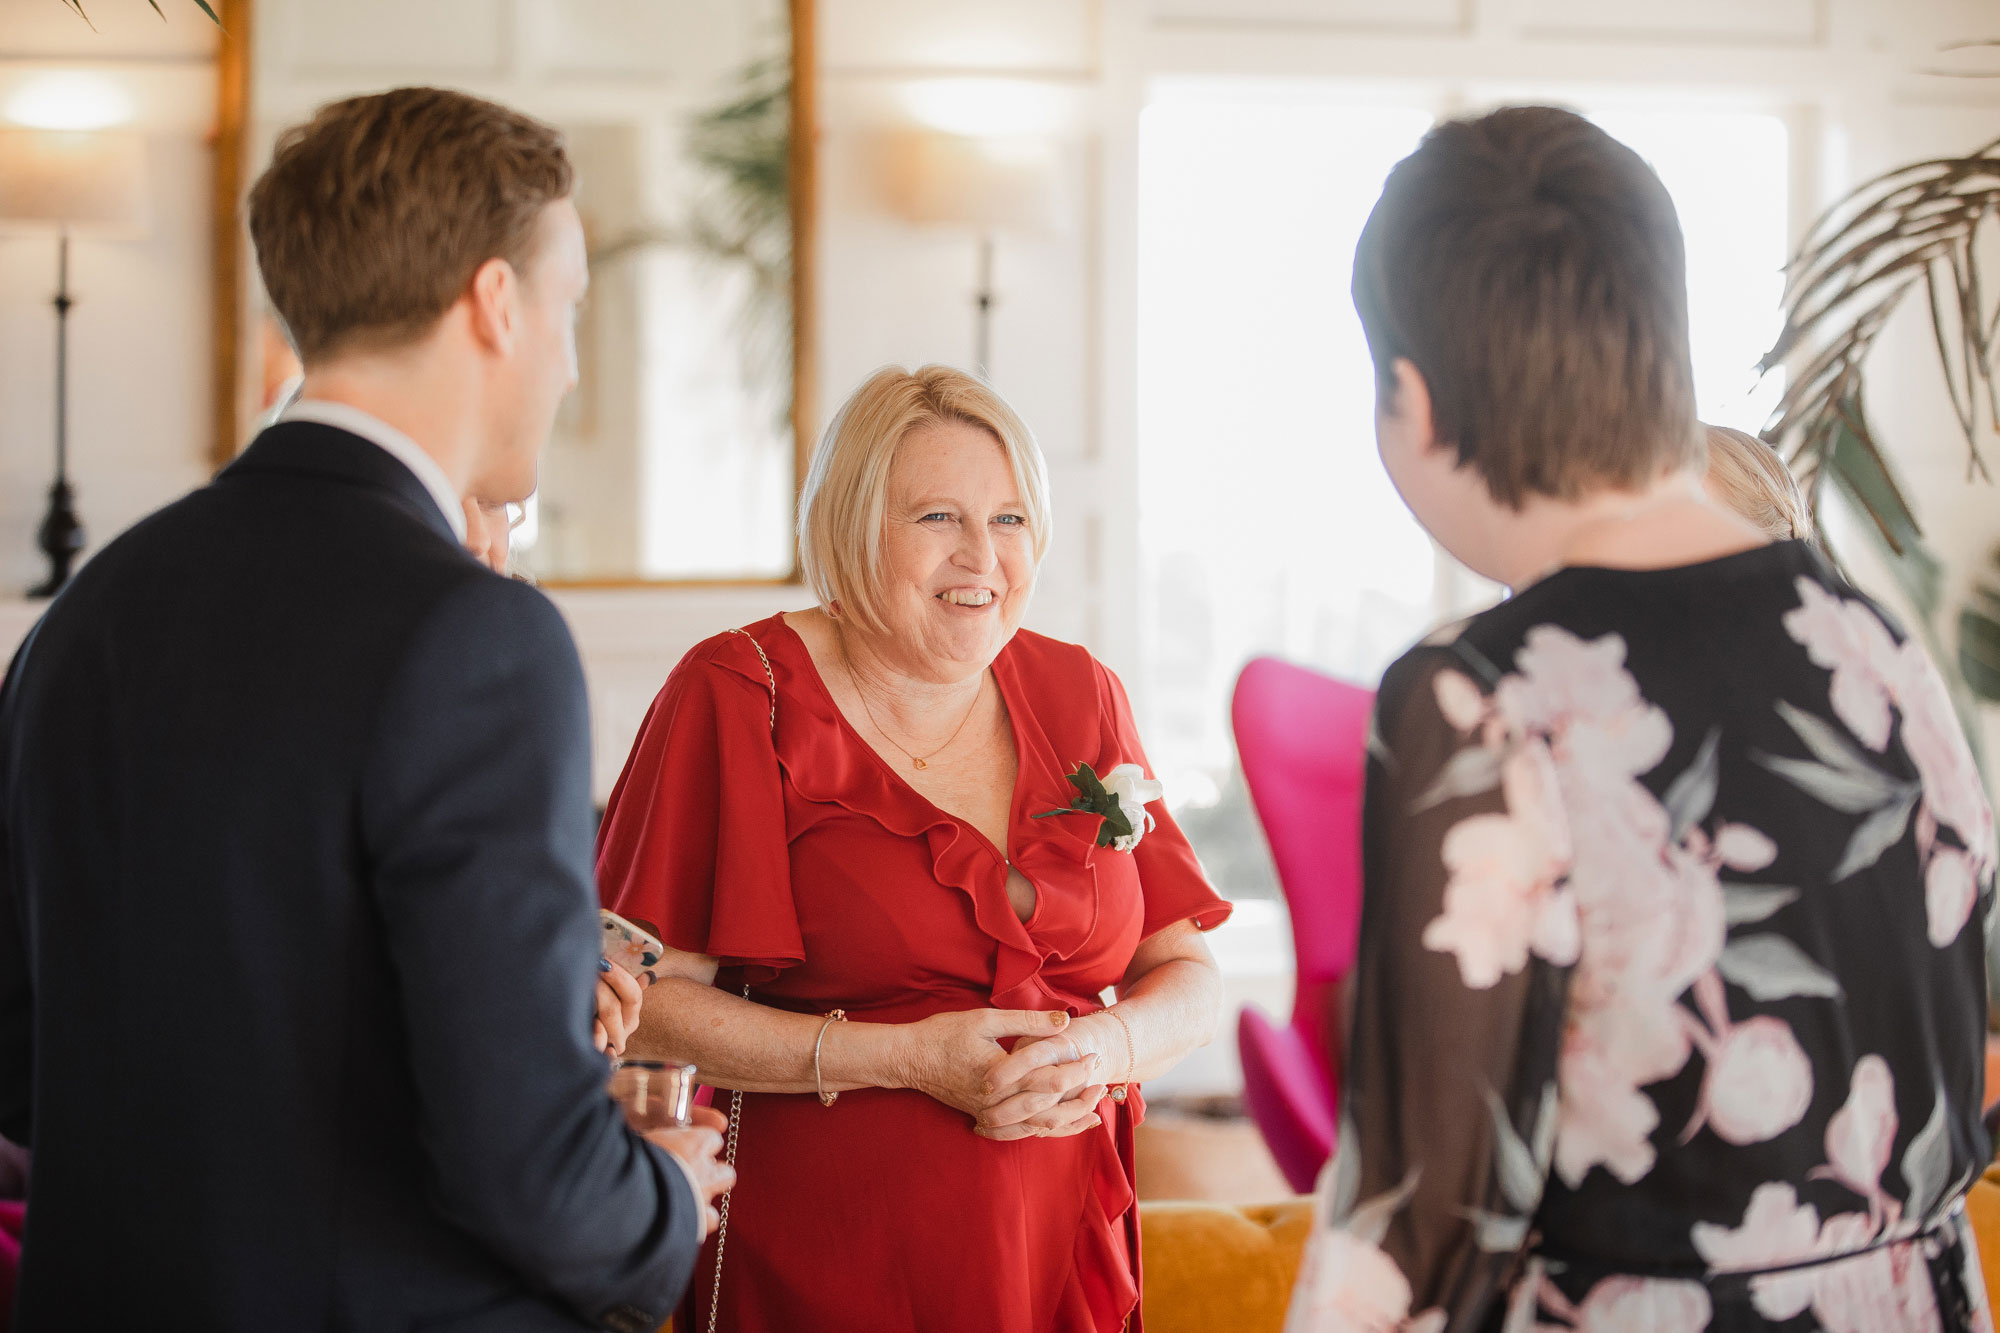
left=597, top=365, right=1232, bottom=1332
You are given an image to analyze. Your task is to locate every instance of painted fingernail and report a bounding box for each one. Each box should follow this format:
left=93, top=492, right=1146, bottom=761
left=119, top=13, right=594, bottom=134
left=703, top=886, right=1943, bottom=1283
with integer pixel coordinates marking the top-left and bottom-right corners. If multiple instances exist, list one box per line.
left=599, top=957, right=613, bottom=972
left=1050, top=1011, right=1069, bottom=1025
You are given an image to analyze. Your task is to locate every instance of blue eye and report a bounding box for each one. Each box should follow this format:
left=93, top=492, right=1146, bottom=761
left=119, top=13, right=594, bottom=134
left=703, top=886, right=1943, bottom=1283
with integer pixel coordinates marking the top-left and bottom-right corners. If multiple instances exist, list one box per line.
left=921, top=512, right=953, bottom=523
left=994, top=514, right=1026, bottom=526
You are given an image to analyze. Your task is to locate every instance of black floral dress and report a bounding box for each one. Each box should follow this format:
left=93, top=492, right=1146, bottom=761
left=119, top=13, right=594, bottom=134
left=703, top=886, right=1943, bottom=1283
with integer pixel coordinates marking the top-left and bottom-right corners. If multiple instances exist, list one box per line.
left=1284, top=542, right=1997, bottom=1333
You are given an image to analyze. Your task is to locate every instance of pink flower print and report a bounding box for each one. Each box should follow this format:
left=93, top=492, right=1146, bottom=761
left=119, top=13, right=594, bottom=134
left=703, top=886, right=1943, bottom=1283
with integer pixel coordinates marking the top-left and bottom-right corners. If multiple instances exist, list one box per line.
left=1696, top=1018, right=1813, bottom=1145
left=1783, top=578, right=1901, bottom=750
left=1712, top=823, right=1778, bottom=872
left=1809, top=1214, right=1940, bottom=1333
left=1284, top=1230, right=1445, bottom=1333
left=1926, top=846, right=1981, bottom=949
left=1432, top=668, right=1487, bottom=733
left=1298, top=1228, right=1409, bottom=1326
left=1423, top=745, right=1578, bottom=989
left=1553, top=859, right=1714, bottom=1187
left=1690, top=1182, right=1822, bottom=1320
left=1681, top=973, right=1813, bottom=1146
left=1893, top=638, right=1999, bottom=877
left=1495, top=628, right=1675, bottom=780
left=1563, top=704, right=1676, bottom=789
left=1657, top=849, right=1730, bottom=1003
left=1497, top=627, right=1639, bottom=731
left=1693, top=1188, right=1934, bottom=1332
left=1556, top=1019, right=1669, bottom=1187
left=1818, top=1055, right=1899, bottom=1227
left=1534, top=1275, right=1713, bottom=1332
left=1692, top=1059, right=1959, bottom=1333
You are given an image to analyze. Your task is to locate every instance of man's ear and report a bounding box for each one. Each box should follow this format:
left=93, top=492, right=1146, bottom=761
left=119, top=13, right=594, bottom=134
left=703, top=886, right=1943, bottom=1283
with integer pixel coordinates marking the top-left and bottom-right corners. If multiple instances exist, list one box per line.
left=464, top=256, right=520, bottom=356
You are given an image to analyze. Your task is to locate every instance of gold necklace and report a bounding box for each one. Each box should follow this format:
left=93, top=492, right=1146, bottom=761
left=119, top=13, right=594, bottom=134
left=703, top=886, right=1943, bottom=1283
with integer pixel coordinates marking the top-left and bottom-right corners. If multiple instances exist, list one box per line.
left=837, top=629, right=984, bottom=771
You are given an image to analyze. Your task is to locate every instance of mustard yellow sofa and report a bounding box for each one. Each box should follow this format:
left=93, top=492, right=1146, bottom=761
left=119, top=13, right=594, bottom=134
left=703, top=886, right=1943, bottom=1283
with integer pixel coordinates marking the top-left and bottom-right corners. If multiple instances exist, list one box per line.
left=1139, top=1199, right=1314, bottom=1333
left=663, top=1199, right=1315, bottom=1333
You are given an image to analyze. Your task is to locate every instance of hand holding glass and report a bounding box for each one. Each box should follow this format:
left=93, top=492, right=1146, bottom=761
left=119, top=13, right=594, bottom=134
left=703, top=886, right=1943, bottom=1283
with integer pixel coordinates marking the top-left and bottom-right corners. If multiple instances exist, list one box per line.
left=608, top=1059, right=697, bottom=1131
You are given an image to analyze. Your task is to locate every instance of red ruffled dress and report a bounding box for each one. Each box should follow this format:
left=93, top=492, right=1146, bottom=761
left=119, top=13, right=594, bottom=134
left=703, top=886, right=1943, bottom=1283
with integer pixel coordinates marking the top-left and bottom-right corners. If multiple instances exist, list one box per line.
left=597, top=615, right=1232, bottom=1333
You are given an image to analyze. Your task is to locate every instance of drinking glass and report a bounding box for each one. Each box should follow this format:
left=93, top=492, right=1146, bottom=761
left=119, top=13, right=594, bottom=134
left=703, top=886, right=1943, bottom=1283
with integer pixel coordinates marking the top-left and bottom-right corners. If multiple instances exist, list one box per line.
left=607, top=1059, right=697, bottom=1132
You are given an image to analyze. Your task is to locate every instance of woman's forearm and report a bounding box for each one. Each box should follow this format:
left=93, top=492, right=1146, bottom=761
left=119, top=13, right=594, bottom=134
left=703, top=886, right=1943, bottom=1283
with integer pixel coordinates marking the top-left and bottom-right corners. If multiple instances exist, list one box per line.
left=1069, top=956, right=1223, bottom=1085
left=628, top=977, right=911, bottom=1095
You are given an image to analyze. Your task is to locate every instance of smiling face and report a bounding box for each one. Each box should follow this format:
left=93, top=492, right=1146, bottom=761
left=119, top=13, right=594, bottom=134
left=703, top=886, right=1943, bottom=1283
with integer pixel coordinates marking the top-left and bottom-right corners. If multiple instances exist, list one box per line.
left=869, top=420, right=1038, bottom=682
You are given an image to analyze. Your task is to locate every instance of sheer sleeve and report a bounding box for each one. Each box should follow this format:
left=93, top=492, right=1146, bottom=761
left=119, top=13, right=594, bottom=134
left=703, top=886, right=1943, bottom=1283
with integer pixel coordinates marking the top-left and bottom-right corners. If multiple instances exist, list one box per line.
left=595, top=648, right=803, bottom=982
left=1093, top=657, right=1233, bottom=939
left=1287, top=645, right=1576, bottom=1332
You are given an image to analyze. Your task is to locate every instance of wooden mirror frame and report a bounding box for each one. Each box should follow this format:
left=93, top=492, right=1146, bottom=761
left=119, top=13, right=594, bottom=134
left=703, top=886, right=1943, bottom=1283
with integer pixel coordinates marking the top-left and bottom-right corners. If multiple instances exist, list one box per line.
left=209, top=0, right=818, bottom=588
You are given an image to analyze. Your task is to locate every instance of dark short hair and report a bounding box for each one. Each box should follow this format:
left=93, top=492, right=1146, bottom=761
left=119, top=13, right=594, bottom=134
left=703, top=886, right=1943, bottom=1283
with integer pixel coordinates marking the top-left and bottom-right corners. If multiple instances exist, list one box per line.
left=1352, top=105, right=1701, bottom=506
left=248, top=86, right=573, bottom=362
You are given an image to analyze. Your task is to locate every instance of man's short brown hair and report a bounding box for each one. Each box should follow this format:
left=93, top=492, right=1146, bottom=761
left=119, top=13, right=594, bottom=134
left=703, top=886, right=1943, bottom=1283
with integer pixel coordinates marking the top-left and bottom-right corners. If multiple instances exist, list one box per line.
left=1352, top=105, right=1701, bottom=506
left=248, top=86, right=573, bottom=362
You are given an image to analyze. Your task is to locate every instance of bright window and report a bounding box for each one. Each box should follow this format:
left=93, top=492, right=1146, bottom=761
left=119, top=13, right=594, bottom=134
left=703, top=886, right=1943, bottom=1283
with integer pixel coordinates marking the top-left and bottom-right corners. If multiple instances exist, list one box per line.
left=1136, top=87, right=1791, bottom=897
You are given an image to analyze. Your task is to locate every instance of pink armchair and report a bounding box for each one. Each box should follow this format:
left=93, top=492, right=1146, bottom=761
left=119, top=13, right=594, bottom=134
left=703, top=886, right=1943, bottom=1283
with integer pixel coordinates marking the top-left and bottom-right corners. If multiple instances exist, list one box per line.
left=1231, top=657, right=1373, bottom=1194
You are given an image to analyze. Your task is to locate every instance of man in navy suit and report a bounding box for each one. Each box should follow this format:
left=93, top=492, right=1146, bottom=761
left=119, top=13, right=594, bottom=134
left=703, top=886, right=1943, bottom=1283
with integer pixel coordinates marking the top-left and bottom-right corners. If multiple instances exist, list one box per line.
left=0, top=87, right=730, bottom=1330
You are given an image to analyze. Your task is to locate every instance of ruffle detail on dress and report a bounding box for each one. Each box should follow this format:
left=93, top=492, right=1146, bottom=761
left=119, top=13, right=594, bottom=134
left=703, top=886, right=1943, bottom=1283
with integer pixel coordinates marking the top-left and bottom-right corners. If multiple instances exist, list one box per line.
left=744, top=616, right=1112, bottom=1011
left=1053, top=1092, right=1145, bottom=1331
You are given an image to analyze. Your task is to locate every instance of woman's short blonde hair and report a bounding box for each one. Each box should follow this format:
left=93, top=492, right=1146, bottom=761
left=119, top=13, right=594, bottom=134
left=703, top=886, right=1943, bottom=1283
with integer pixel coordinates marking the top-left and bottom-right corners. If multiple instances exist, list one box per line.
left=798, top=365, right=1052, bottom=634
left=1704, top=425, right=1813, bottom=542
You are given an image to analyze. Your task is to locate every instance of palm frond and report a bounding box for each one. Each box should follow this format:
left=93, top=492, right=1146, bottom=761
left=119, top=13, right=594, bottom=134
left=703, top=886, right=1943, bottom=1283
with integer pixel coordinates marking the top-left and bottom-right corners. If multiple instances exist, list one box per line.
left=54, top=0, right=220, bottom=24
left=1761, top=139, right=2000, bottom=496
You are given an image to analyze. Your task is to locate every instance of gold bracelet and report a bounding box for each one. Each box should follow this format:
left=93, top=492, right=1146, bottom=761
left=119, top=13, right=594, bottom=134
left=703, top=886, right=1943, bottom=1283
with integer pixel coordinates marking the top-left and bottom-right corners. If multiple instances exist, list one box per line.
left=814, top=1009, right=847, bottom=1107
left=1105, top=1006, right=1136, bottom=1104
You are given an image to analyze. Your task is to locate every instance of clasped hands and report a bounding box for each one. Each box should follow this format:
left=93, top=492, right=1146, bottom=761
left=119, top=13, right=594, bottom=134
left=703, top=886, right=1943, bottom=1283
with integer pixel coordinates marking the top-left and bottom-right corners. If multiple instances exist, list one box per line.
left=903, top=1008, right=1115, bottom=1142
left=594, top=965, right=1116, bottom=1143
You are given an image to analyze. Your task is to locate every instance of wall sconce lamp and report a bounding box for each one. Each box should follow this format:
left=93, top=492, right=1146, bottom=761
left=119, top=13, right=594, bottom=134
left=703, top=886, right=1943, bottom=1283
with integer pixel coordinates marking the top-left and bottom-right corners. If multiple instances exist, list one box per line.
left=0, top=92, right=149, bottom=597
left=882, top=78, right=1068, bottom=380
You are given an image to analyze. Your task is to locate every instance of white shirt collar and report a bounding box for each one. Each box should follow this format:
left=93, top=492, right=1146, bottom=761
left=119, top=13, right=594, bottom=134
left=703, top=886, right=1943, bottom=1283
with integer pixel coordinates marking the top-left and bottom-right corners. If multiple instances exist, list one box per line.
left=279, top=399, right=468, bottom=544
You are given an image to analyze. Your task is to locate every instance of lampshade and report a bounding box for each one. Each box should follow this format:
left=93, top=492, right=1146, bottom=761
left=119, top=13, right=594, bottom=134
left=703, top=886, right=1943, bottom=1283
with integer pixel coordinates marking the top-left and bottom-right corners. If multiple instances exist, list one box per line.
left=0, top=129, right=148, bottom=234
left=879, top=130, right=1062, bottom=234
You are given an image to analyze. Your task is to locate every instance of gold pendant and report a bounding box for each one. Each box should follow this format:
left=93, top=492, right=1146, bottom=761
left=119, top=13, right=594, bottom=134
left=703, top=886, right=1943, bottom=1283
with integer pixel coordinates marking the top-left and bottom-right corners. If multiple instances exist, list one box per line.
left=912, top=756, right=929, bottom=770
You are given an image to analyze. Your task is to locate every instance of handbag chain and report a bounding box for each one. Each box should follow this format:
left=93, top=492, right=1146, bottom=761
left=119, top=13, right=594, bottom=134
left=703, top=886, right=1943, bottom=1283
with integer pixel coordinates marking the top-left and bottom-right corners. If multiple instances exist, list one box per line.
left=707, top=628, right=778, bottom=1332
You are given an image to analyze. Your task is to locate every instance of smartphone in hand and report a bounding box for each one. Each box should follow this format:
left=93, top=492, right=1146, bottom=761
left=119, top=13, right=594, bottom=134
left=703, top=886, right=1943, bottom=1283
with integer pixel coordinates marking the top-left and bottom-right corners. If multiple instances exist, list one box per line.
left=600, top=909, right=670, bottom=983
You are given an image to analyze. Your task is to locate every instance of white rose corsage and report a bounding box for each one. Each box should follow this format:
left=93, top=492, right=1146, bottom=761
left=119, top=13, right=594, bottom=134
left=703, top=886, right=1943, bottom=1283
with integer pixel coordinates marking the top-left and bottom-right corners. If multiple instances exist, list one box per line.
left=1033, top=762, right=1163, bottom=852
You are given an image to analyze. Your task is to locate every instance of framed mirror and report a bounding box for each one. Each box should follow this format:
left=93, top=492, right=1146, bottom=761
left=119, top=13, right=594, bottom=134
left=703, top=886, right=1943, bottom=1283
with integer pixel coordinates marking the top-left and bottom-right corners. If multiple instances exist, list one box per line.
left=213, top=0, right=816, bottom=585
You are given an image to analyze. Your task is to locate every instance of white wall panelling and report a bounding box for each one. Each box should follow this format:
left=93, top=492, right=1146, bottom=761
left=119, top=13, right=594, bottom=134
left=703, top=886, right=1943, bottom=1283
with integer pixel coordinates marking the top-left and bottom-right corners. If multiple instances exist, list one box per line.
left=819, top=0, right=1102, bottom=75
left=1515, top=0, right=1828, bottom=46
left=1151, top=0, right=1473, bottom=37
left=284, top=0, right=508, bottom=76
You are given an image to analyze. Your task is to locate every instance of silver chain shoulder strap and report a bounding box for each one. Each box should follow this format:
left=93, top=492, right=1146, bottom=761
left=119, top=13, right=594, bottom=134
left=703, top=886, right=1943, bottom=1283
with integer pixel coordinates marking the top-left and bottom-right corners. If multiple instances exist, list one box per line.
left=706, top=628, right=777, bottom=1333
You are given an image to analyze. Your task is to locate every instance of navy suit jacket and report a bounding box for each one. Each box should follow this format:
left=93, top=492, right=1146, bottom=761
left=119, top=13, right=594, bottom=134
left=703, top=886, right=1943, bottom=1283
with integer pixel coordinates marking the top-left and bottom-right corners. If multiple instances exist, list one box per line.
left=0, top=423, right=699, bottom=1331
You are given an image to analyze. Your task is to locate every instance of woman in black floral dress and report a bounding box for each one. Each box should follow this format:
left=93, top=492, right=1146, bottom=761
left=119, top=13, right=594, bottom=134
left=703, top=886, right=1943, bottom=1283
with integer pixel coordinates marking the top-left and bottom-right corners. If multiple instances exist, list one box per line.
left=1286, top=107, right=1995, bottom=1332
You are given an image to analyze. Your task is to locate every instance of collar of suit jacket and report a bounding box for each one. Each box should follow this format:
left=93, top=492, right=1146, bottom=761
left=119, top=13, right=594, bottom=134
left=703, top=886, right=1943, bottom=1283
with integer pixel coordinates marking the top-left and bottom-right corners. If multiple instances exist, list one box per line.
left=223, top=420, right=467, bottom=549
left=279, top=400, right=467, bottom=543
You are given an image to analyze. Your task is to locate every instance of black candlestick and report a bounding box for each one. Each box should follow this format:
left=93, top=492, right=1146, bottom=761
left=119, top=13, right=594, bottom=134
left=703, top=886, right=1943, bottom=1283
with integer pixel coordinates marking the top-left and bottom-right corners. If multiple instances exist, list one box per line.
left=974, top=233, right=994, bottom=380
left=28, top=231, right=85, bottom=599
